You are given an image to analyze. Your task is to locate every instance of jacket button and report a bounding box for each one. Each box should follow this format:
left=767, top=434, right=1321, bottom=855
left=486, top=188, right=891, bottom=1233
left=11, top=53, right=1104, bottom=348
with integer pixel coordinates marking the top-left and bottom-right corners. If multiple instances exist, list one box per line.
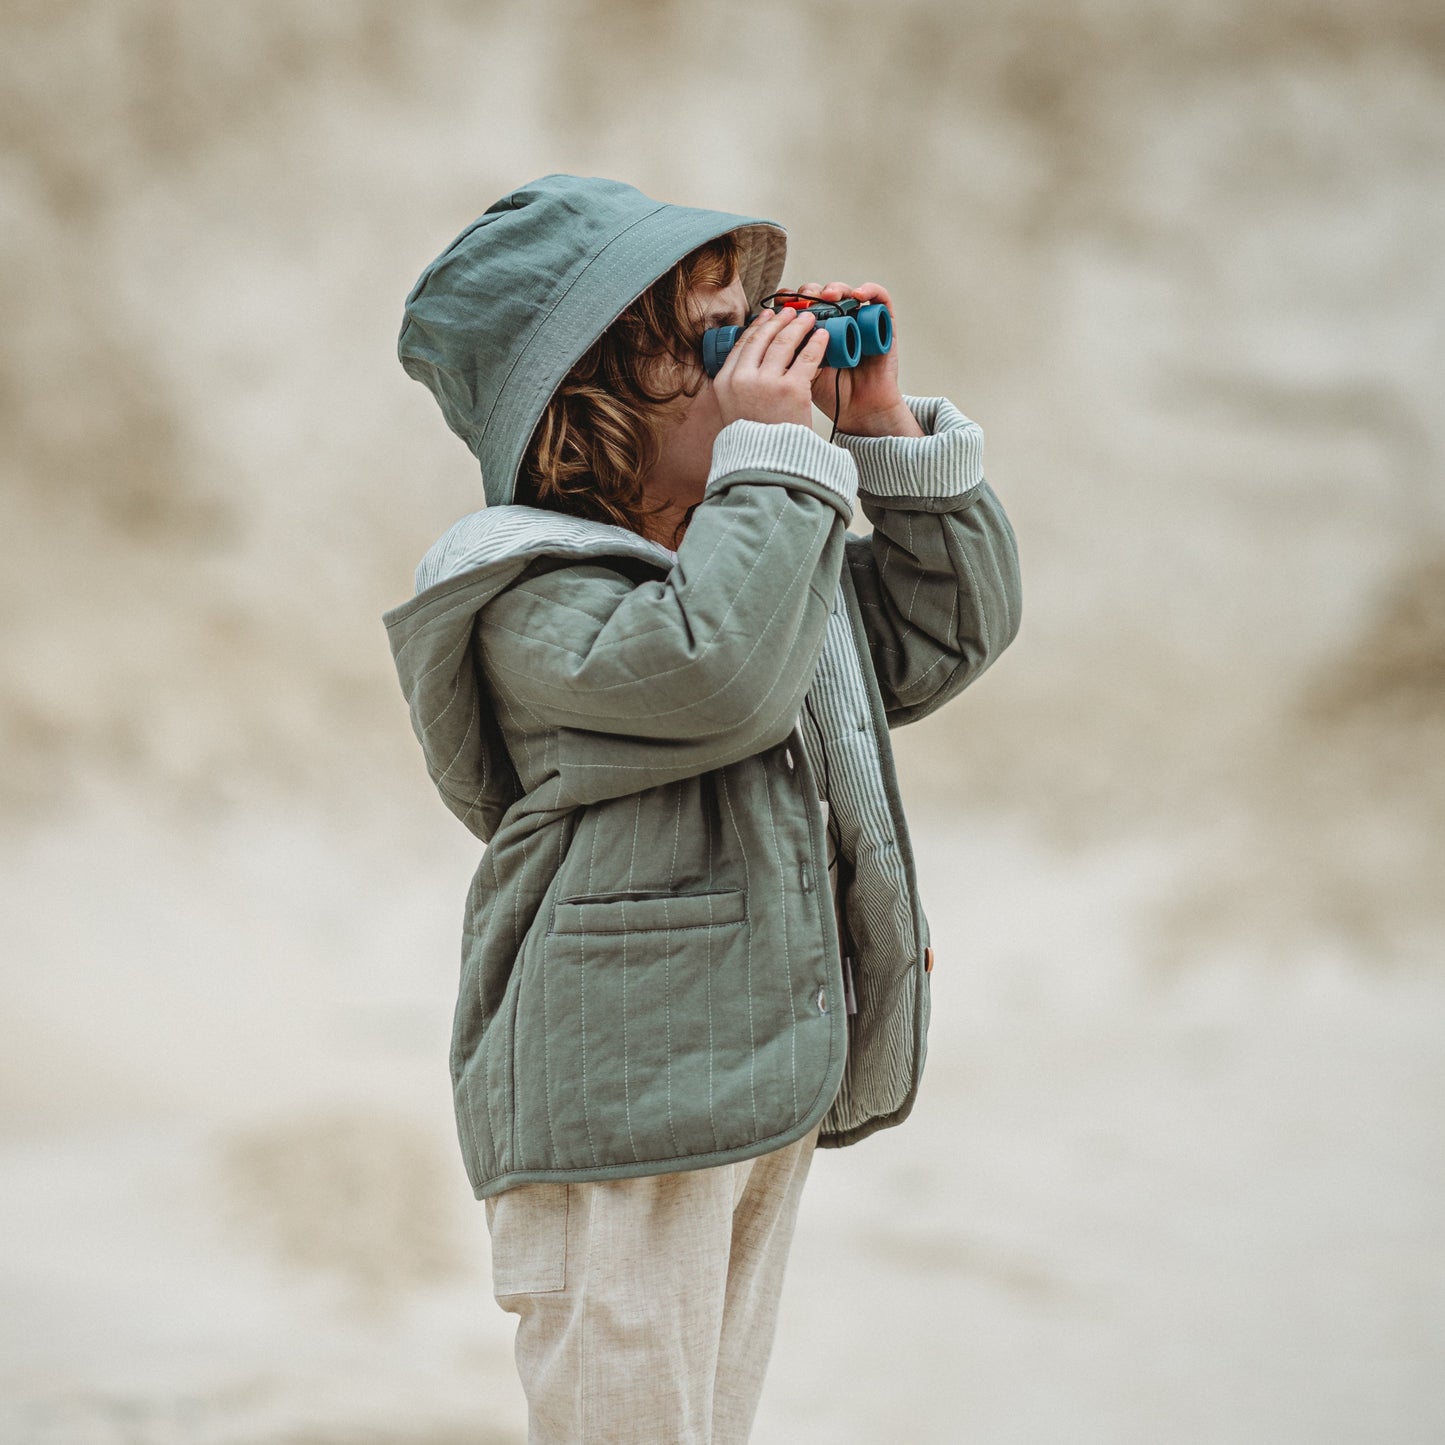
left=783, top=746, right=796, bottom=772
left=815, top=984, right=828, bottom=1013
left=924, top=946, right=935, bottom=974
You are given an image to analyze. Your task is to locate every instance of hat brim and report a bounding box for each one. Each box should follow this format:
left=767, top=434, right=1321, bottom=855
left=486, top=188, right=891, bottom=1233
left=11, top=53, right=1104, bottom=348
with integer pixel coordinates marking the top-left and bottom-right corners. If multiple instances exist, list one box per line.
left=728, top=221, right=787, bottom=310
left=489, top=208, right=789, bottom=508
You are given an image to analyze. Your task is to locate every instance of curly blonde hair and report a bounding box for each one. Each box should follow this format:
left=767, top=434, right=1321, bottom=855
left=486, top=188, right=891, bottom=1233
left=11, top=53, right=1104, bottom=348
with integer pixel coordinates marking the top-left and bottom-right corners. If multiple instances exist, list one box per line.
left=516, top=232, right=744, bottom=550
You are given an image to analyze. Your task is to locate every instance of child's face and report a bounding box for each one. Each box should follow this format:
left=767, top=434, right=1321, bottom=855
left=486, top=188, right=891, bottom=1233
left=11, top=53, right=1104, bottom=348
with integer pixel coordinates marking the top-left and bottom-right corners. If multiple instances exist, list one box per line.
left=643, top=273, right=751, bottom=513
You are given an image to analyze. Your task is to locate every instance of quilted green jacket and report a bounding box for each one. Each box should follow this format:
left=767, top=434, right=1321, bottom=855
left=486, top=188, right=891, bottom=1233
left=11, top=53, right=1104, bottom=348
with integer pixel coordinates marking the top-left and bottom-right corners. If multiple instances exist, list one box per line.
left=382, top=176, right=1021, bottom=1199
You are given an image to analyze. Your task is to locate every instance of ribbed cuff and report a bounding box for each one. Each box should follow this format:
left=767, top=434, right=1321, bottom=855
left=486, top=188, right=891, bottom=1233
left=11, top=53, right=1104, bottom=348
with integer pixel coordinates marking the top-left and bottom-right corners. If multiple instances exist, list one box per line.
left=831, top=395, right=984, bottom=499
left=705, top=419, right=859, bottom=512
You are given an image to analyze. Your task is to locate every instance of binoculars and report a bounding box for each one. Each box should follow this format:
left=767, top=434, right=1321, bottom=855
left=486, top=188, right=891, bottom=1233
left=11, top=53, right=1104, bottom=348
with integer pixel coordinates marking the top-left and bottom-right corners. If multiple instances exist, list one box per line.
left=701, top=292, right=892, bottom=377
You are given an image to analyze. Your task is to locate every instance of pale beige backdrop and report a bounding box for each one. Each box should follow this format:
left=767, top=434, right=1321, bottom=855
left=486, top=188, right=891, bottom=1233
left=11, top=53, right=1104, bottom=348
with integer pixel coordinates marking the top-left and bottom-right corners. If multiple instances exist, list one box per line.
left=3, top=3, right=1443, bottom=1442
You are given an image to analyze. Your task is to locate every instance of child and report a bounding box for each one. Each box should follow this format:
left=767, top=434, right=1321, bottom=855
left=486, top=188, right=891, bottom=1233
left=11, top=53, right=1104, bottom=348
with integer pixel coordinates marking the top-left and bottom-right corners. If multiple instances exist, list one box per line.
left=383, top=174, right=1021, bottom=1443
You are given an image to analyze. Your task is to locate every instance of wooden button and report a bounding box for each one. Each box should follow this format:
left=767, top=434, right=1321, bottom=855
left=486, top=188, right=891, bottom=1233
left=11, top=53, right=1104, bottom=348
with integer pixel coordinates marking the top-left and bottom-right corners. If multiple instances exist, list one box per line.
left=924, top=946, right=934, bottom=974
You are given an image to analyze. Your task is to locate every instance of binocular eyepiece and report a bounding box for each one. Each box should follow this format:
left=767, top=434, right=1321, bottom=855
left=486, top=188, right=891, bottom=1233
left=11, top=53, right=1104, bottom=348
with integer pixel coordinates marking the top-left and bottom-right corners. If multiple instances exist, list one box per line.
left=701, top=293, right=892, bottom=378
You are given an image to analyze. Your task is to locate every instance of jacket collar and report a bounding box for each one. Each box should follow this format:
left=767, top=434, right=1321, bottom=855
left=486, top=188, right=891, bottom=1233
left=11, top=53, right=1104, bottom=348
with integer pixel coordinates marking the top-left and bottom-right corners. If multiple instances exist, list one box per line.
left=413, top=502, right=677, bottom=596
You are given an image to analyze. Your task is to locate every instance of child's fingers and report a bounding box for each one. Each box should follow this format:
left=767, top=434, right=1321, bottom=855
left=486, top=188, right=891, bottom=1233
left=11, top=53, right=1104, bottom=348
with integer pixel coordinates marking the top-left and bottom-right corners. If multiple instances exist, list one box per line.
left=791, top=281, right=893, bottom=306
left=759, top=311, right=819, bottom=371
left=715, top=306, right=786, bottom=375
left=796, top=324, right=831, bottom=371
left=850, top=281, right=893, bottom=308
left=730, top=305, right=788, bottom=357
left=779, top=322, right=830, bottom=381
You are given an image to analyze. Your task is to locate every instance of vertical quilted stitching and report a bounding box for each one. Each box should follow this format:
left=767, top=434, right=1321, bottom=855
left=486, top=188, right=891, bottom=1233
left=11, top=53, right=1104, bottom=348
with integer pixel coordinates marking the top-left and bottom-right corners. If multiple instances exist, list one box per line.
left=662, top=791, right=683, bottom=1155
left=508, top=831, right=528, bottom=1171
left=715, top=770, right=758, bottom=1136
left=705, top=785, right=718, bottom=1151
left=580, top=819, right=600, bottom=1167
left=759, top=766, right=799, bottom=1120
left=538, top=826, right=560, bottom=1163
left=622, top=796, right=643, bottom=1161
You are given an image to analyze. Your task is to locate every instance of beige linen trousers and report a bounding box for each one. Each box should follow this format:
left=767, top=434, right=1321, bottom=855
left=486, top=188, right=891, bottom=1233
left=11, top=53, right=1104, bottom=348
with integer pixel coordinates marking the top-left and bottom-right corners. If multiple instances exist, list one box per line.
left=484, top=1116, right=823, bottom=1444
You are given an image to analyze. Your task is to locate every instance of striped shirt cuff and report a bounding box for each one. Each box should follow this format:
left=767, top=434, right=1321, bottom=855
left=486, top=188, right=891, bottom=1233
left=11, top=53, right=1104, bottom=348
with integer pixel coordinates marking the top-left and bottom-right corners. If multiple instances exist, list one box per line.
left=831, top=395, right=984, bottom=500
left=706, top=419, right=859, bottom=514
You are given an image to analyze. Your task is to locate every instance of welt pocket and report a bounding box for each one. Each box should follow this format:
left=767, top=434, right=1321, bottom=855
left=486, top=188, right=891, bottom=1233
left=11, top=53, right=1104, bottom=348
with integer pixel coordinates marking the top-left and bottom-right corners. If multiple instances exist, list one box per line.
left=549, top=887, right=746, bottom=935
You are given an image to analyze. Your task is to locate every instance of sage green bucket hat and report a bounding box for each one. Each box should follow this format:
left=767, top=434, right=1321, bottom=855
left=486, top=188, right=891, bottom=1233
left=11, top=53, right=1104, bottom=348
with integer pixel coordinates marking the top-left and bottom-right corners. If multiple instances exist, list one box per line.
left=397, top=173, right=788, bottom=508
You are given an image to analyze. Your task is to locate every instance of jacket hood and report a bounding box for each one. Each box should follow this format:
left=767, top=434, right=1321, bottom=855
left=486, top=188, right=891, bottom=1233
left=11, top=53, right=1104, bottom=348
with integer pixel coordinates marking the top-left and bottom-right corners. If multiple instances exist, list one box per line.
left=382, top=503, right=680, bottom=842
left=397, top=173, right=788, bottom=508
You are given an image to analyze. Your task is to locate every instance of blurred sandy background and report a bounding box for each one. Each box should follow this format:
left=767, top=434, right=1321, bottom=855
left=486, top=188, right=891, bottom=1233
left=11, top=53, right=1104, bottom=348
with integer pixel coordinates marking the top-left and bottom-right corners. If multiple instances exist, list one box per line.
left=3, top=2, right=1443, bottom=1441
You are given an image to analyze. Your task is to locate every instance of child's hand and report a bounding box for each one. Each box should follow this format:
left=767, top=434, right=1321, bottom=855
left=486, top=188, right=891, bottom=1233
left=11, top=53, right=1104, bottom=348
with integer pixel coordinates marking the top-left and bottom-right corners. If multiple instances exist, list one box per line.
left=712, top=305, right=831, bottom=429
left=793, top=282, right=924, bottom=438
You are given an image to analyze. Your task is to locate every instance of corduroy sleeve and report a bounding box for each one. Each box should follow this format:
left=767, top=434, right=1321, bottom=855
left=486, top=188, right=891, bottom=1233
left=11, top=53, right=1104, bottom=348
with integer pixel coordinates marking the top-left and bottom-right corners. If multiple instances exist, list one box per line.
left=477, top=420, right=859, bottom=802
left=833, top=395, right=1022, bottom=728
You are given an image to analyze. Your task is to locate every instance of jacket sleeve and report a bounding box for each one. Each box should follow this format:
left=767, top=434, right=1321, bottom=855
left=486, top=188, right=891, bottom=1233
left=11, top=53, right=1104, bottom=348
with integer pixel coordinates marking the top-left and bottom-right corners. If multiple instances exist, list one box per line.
left=477, top=420, right=859, bottom=803
left=831, top=395, right=1021, bottom=729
